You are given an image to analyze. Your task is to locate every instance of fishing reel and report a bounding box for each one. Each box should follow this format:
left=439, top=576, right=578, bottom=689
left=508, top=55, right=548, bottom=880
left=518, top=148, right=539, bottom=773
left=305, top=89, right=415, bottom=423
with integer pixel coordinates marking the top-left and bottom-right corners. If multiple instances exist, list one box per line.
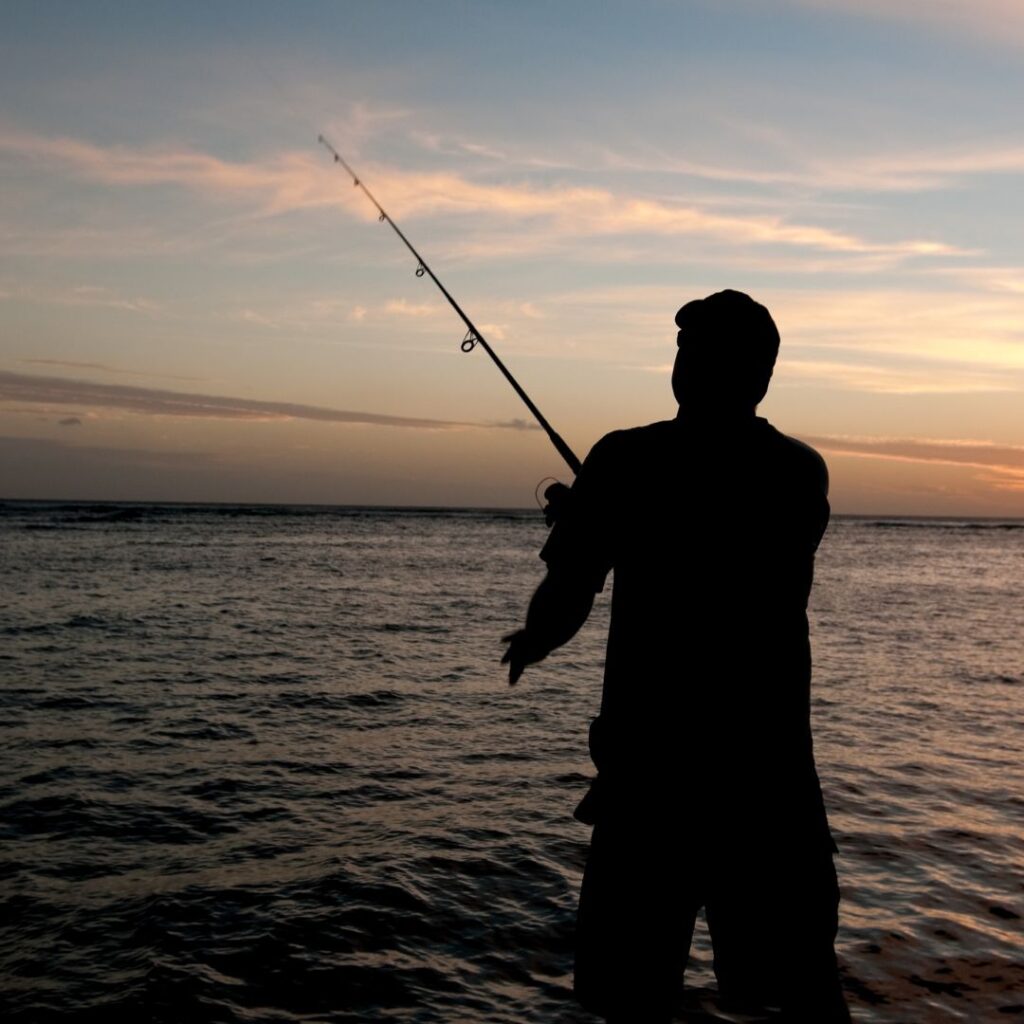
left=535, top=477, right=571, bottom=527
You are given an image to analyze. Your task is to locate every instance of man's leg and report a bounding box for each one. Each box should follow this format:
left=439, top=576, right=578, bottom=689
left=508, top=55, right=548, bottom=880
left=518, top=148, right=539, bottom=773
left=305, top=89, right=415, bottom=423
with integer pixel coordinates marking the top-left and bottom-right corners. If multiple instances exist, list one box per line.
left=705, top=846, right=851, bottom=1023
left=574, top=815, right=701, bottom=1023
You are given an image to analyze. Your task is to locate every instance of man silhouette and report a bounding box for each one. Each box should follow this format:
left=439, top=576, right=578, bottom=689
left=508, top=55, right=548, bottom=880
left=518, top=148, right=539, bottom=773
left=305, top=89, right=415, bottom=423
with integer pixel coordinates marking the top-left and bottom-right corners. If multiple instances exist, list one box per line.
left=502, top=291, right=851, bottom=1023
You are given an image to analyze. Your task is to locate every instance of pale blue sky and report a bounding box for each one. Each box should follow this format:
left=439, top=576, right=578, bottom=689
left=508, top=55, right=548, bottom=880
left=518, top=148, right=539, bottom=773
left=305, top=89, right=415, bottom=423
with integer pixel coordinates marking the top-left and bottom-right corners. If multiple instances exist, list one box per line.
left=2, top=1, right=1023, bottom=511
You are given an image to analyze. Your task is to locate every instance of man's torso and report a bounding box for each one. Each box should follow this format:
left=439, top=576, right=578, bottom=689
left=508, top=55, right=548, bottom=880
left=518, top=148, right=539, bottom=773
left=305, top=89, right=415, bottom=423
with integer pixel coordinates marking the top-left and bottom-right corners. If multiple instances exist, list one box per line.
left=543, top=416, right=833, bottom=843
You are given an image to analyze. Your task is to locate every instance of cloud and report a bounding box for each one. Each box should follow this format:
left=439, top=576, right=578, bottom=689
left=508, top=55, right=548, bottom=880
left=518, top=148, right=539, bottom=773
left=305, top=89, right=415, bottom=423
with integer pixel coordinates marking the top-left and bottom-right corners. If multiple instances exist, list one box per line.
left=65, top=285, right=163, bottom=314
left=836, top=145, right=1024, bottom=192
left=58, top=417, right=82, bottom=427
left=384, top=298, right=444, bottom=318
left=410, top=131, right=510, bottom=163
left=931, top=267, right=1024, bottom=295
left=415, top=127, right=1024, bottom=199
left=25, top=358, right=121, bottom=373
left=236, top=308, right=281, bottom=329
left=771, top=288, right=1024, bottom=376
left=490, top=418, right=541, bottom=431
left=23, top=359, right=203, bottom=382
left=804, top=433, right=1024, bottom=489
left=338, top=101, right=414, bottom=145
left=778, top=358, right=1021, bottom=395
left=0, top=370, right=531, bottom=431
left=2, top=282, right=165, bottom=315
left=377, top=178, right=959, bottom=256
left=0, top=128, right=965, bottom=258
left=602, top=139, right=1024, bottom=195
left=0, top=127, right=342, bottom=217
left=2, top=369, right=541, bottom=433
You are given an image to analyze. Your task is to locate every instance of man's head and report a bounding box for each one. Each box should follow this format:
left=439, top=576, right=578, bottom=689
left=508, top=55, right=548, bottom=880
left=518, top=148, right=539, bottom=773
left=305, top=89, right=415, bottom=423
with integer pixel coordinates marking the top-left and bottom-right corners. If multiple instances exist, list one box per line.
left=672, top=289, right=779, bottom=414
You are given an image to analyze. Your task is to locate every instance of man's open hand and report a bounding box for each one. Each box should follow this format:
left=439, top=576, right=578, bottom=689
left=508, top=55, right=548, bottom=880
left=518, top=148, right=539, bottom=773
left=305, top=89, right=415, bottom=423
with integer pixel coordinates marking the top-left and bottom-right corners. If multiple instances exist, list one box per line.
left=500, top=629, right=548, bottom=685
left=501, top=571, right=596, bottom=685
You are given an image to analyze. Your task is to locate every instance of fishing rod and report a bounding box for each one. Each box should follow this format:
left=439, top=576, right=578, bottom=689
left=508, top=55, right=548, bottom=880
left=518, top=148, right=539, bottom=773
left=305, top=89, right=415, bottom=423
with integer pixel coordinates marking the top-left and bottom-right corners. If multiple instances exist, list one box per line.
left=317, top=134, right=582, bottom=476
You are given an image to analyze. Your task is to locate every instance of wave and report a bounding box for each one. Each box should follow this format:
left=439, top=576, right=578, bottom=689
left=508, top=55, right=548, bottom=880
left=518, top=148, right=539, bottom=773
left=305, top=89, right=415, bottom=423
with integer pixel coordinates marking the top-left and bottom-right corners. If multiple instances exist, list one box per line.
left=838, top=516, right=1024, bottom=531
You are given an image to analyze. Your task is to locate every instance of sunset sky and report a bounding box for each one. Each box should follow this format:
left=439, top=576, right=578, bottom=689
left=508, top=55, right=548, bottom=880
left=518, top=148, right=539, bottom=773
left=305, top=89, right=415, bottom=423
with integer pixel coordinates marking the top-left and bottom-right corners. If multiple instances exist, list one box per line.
left=2, top=0, right=1023, bottom=514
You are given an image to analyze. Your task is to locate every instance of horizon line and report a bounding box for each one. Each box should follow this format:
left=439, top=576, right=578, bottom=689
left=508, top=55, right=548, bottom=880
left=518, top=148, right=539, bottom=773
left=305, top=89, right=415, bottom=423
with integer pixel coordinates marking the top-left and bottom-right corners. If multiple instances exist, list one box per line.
left=1, top=496, right=1021, bottom=522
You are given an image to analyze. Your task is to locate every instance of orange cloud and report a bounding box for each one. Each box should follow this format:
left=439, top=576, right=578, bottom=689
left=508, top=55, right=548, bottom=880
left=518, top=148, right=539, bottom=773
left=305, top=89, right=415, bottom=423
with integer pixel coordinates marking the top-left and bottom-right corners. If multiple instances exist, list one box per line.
left=0, top=127, right=345, bottom=216
left=803, top=433, right=1024, bottom=489
left=778, top=359, right=1019, bottom=395
left=383, top=299, right=444, bottom=318
left=0, top=129, right=966, bottom=257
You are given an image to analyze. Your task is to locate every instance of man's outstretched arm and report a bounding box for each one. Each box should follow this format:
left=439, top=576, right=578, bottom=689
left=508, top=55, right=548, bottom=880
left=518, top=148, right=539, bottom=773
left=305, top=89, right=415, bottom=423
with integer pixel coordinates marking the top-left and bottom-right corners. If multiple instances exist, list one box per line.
left=500, top=569, right=596, bottom=685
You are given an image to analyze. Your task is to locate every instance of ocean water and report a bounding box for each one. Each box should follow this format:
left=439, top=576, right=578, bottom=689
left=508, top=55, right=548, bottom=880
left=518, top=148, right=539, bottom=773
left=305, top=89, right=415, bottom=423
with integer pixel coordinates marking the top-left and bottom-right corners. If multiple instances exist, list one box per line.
left=0, top=501, right=1020, bottom=1023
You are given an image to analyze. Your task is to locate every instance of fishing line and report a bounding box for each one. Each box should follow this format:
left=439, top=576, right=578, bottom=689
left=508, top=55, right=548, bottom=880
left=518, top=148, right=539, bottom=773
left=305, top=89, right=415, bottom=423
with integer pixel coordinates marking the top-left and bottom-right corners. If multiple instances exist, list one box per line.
left=317, top=134, right=582, bottom=476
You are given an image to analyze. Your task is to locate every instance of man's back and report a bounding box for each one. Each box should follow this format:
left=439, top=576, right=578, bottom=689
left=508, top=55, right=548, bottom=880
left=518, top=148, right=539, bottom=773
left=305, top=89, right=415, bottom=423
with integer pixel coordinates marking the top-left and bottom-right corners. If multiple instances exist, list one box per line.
left=543, top=414, right=833, bottom=844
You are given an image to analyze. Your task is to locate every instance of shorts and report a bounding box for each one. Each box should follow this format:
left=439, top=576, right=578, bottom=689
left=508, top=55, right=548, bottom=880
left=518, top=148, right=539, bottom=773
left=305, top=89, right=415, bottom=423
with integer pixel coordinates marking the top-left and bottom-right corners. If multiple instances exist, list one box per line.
left=574, top=810, right=851, bottom=1023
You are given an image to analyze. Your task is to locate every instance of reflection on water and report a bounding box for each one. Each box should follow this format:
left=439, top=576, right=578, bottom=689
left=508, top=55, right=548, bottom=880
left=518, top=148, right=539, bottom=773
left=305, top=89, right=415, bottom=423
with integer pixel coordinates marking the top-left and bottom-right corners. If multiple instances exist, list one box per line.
left=0, top=503, right=1021, bottom=1022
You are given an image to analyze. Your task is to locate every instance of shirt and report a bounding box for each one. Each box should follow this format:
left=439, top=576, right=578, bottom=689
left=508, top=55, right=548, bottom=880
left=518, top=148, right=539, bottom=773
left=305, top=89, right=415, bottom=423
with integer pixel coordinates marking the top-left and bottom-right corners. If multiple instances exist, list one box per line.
left=541, top=415, right=834, bottom=846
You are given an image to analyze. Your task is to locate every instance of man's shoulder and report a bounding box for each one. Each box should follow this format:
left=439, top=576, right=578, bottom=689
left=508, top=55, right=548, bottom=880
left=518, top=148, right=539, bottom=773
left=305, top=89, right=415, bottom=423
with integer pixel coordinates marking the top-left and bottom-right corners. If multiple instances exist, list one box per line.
left=585, top=419, right=829, bottom=492
left=587, top=420, right=677, bottom=459
left=762, top=423, right=829, bottom=492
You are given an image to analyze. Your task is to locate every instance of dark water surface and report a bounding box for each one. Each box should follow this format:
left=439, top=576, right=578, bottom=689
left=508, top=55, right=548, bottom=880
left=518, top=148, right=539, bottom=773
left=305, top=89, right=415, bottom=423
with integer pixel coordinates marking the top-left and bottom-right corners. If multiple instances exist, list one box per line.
left=0, top=502, right=1021, bottom=1022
